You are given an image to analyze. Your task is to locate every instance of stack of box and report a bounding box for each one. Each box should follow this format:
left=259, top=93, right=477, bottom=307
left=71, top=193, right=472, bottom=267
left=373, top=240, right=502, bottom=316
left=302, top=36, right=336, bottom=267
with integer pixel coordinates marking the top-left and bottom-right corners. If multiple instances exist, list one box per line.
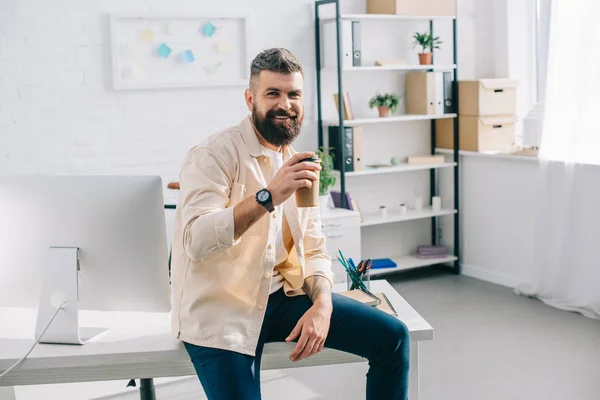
left=436, top=79, right=518, bottom=153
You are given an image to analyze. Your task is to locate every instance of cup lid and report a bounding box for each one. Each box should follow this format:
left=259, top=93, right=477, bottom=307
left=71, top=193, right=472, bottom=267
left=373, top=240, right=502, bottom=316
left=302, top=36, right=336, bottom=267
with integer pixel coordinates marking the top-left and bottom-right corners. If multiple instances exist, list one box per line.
left=300, top=156, right=321, bottom=163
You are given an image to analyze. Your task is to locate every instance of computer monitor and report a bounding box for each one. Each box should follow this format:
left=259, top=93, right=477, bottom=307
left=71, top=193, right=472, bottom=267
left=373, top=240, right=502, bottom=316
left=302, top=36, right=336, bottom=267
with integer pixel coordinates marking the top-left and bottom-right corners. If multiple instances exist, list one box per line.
left=0, top=175, right=171, bottom=345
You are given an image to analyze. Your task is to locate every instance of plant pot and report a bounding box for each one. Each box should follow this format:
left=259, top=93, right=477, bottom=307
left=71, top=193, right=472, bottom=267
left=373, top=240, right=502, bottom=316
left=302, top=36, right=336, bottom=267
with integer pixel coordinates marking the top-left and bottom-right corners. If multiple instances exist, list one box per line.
left=318, top=194, right=331, bottom=209
left=418, top=53, right=433, bottom=65
left=378, top=107, right=391, bottom=118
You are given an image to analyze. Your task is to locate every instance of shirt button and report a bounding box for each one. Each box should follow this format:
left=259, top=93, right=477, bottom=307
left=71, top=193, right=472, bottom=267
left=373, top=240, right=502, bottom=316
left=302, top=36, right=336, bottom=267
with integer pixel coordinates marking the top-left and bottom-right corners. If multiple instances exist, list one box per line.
left=263, top=158, right=268, bottom=164
left=258, top=304, right=265, bottom=310
left=264, top=272, right=272, bottom=280
left=268, top=243, right=274, bottom=249
left=272, top=211, right=278, bottom=219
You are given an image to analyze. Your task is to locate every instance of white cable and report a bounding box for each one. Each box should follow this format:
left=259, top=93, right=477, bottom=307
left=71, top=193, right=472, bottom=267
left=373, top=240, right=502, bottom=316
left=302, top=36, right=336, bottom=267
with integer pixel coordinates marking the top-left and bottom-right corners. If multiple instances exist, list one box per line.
left=0, top=301, right=68, bottom=380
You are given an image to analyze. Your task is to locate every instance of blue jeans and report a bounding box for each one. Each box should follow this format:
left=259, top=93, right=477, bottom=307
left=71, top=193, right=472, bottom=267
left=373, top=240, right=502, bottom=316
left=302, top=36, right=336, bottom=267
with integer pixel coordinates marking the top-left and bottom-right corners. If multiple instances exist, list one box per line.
left=184, top=289, right=410, bottom=400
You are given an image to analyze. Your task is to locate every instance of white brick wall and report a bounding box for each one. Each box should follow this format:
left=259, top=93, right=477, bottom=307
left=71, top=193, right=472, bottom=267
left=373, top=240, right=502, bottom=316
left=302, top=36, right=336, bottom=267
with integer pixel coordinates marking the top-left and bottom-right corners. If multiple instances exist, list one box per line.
left=0, top=0, right=333, bottom=207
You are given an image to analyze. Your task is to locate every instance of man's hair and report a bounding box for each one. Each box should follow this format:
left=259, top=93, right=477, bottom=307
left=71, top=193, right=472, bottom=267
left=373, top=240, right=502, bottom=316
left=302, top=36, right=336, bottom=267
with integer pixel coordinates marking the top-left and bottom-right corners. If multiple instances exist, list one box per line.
left=249, top=48, right=303, bottom=90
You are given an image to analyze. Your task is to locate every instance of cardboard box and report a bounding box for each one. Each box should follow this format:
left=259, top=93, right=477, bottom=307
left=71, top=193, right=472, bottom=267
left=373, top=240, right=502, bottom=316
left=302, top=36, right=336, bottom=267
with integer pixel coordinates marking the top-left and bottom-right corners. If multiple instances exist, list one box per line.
left=367, top=0, right=456, bottom=16
left=459, top=79, right=518, bottom=116
left=436, top=116, right=517, bottom=153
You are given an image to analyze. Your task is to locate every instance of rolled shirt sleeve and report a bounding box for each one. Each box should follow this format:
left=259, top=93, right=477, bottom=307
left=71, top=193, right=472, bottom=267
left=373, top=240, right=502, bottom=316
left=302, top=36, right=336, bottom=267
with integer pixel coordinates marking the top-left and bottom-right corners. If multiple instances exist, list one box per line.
left=179, top=146, right=240, bottom=261
left=302, top=207, right=335, bottom=286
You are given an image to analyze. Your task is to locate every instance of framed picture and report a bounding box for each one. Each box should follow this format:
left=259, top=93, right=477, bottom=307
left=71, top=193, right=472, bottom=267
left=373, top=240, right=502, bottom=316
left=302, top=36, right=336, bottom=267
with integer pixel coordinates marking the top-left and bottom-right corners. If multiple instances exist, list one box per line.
left=109, top=13, right=249, bottom=90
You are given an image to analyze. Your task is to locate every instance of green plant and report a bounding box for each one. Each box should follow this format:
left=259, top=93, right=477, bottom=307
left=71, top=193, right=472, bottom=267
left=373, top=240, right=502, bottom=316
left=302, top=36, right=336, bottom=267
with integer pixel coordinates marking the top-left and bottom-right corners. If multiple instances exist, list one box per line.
left=368, top=93, right=401, bottom=113
left=318, top=148, right=336, bottom=196
left=412, top=31, right=442, bottom=54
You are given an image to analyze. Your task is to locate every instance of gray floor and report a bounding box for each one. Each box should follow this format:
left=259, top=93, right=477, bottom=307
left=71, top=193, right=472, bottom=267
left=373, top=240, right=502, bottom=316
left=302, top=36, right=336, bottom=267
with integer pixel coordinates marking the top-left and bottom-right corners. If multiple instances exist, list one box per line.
left=390, top=268, right=600, bottom=400
left=259, top=269, right=600, bottom=400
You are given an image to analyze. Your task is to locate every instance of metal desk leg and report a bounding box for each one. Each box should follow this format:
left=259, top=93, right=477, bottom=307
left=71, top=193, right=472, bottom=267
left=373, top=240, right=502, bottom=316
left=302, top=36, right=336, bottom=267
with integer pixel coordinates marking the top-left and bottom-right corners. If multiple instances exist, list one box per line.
left=140, top=378, right=156, bottom=400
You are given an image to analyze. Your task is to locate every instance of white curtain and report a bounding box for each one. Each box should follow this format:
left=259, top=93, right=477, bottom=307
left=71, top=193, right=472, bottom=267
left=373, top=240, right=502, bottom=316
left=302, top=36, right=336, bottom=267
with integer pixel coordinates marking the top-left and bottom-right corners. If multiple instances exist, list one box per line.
left=538, top=0, right=600, bottom=165
left=515, top=0, right=600, bottom=319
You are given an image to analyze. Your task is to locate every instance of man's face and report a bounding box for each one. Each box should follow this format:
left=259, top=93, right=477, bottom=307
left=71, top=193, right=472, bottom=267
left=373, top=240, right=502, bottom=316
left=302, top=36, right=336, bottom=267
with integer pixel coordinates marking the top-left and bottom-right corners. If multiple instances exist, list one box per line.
left=246, top=70, right=304, bottom=147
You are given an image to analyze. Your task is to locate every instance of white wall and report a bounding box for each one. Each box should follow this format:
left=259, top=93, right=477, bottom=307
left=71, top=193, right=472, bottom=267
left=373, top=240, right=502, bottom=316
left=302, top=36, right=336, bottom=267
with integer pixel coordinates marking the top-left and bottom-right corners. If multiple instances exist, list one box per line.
left=1, top=0, right=503, bottom=398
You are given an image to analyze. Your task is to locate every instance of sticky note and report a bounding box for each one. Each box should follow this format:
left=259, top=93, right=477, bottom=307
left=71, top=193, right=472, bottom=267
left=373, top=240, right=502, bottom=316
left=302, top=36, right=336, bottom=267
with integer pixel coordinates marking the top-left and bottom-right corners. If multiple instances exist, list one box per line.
left=132, top=64, right=145, bottom=78
left=180, top=49, right=195, bottom=64
left=204, top=61, right=224, bottom=75
left=216, top=41, right=230, bottom=54
left=201, top=22, right=217, bottom=37
left=157, top=43, right=172, bottom=59
left=120, top=44, right=137, bottom=59
left=139, top=29, right=155, bottom=42
left=122, top=64, right=145, bottom=80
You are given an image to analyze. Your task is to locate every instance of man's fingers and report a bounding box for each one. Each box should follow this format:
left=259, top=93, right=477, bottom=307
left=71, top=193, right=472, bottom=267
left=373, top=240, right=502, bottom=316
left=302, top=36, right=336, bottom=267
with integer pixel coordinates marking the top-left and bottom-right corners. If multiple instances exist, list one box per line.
left=293, top=170, right=318, bottom=182
left=285, top=151, right=315, bottom=166
left=285, top=321, right=302, bottom=342
left=315, top=339, right=325, bottom=354
left=295, top=337, right=318, bottom=362
left=290, top=332, right=309, bottom=361
left=290, top=161, right=322, bottom=172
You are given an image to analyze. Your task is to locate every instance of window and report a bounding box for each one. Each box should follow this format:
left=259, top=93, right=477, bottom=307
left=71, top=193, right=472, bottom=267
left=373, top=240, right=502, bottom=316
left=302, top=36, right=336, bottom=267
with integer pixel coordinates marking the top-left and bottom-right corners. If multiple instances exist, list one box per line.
left=522, top=0, right=551, bottom=149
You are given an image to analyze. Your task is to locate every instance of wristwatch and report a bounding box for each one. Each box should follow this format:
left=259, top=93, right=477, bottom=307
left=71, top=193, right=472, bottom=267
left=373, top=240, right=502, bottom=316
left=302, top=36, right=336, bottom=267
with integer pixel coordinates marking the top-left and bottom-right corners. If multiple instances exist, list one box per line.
left=255, top=189, right=275, bottom=213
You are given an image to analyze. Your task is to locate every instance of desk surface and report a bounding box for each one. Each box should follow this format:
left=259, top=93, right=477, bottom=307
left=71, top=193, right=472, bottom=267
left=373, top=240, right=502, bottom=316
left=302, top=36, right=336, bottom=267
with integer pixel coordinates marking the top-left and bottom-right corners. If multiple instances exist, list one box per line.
left=0, top=280, right=433, bottom=387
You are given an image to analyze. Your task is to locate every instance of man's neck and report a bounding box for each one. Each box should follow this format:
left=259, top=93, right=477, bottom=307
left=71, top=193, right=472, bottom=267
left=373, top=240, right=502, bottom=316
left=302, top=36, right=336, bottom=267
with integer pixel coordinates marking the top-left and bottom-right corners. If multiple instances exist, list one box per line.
left=251, top=118, right=281, bottom=152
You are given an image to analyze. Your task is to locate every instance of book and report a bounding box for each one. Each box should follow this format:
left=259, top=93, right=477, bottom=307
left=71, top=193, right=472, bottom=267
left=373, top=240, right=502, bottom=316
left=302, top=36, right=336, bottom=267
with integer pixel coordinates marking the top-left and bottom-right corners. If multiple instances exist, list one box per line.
left=339, top=290, right=398, bottom=317
left=407, top=155, right=445, bottom=165
left=339, top=289, right=379, bottom=306
left=333, top=92, right=354, bottom=120
left=417, top=245, right=448, bottom=255
left=370, top=258, right=397, bottom=270
left=331, top=191, right=353, bottom=210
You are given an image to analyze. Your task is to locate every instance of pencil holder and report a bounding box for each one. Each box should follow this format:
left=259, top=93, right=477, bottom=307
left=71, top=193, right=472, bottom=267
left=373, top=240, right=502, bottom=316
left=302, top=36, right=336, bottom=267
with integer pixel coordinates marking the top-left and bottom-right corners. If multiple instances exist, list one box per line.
left=347, top=269, right=370, bottom=291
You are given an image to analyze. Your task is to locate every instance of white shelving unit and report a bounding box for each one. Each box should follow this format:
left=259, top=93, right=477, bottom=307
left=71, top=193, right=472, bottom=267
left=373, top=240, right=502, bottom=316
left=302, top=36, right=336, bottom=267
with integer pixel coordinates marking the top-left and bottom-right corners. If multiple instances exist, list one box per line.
left=322, top=13, right=456, bottom=21
left=325, top=113, right=456, bottom=126
left=323, top=64, right=457, bottom=72
left=361, top=208, right=457, bottom=227
left=345, top=162, right=457, bottom=177
left=369, top=255, right=459, bottom=277
left=315, top=2, right=460, bottom=277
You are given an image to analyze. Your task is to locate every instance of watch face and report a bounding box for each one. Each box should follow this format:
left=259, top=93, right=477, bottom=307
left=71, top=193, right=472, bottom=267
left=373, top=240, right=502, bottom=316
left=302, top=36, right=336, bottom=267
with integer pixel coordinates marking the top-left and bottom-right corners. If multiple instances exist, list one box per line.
left=257, top=190, right=270, bottom=202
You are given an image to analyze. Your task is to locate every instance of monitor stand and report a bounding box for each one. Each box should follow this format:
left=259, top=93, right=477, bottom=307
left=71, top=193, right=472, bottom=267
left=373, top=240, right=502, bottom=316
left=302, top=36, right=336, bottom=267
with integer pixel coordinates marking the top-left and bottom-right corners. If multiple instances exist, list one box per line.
left=35, top=247, right=108, bottom=345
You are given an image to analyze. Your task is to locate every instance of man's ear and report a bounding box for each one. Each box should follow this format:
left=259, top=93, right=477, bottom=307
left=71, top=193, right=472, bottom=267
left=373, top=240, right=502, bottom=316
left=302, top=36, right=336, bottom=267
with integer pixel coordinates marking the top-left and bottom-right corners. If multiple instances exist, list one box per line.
left=244, top=88, right=253, bottom=112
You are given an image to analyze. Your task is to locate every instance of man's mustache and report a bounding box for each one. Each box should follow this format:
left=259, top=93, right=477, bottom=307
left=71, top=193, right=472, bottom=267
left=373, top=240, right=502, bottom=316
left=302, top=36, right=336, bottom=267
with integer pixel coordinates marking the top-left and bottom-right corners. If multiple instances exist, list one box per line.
left=267, top=109, right=298, bottom=118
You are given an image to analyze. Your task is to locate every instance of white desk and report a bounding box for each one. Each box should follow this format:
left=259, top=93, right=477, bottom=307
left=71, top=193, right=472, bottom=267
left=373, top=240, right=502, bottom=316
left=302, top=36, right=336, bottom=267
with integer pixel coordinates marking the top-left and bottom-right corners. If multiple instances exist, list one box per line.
left=0, top=280, right=433, bottom=399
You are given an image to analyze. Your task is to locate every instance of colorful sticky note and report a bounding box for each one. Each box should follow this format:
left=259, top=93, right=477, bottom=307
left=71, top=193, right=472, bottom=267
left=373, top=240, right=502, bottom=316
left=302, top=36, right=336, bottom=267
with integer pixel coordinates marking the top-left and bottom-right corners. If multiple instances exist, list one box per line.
left=157, top=43, right=172, bottom=59
left=139, top=29, right=155, bottom=42
left=180, top=49, right=195, bottom=64
left=201, top=22, right=217, bottom=37
left=216, top=41, right=230, bottom=54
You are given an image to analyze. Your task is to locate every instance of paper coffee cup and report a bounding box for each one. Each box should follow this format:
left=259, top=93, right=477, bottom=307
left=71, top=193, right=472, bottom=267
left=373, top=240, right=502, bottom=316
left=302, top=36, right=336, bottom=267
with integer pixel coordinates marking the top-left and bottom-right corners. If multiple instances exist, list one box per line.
left=295, top=156, right=321, bottom=207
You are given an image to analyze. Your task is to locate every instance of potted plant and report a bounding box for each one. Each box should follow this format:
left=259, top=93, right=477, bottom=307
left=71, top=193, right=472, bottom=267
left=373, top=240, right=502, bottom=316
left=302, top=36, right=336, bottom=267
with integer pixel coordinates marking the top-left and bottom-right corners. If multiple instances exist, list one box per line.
left=318, top=148, right=336, bottom=209
left=368, top=93, right=401, bottom=118
left=412, top=31, right=442, bottom=65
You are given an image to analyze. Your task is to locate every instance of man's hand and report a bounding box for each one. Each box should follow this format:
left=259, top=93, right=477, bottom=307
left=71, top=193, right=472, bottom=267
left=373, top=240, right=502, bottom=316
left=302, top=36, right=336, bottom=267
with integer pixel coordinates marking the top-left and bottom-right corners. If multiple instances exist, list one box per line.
left=285, top=302, right=332, bottom=362
left=267, top=151, right=321, bottom=206
left=285, top=275, right=333, bottom=362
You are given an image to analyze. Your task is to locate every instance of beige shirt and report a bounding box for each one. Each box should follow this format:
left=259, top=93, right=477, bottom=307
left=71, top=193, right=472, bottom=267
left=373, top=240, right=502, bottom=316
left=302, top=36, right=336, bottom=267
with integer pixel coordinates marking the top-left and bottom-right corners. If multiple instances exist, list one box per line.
left=171, top=116, right=334, bottom=356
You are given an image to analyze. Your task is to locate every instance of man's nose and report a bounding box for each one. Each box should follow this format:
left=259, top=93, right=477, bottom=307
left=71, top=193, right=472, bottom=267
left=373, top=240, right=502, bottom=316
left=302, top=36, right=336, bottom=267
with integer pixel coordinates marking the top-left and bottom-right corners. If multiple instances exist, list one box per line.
left=278, top=96, right=291, bottom=110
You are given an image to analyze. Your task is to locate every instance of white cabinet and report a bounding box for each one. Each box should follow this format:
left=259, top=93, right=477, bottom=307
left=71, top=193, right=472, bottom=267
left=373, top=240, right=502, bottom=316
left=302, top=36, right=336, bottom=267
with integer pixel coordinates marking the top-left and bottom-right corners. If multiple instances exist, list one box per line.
left=320, top=208, right=361, bottom=283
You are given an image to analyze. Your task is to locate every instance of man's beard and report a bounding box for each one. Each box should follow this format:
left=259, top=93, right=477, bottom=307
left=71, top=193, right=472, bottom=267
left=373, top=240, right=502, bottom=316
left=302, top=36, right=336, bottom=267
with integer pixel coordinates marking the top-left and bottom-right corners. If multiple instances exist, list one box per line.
left=252, top=106, right=302, bottom=147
